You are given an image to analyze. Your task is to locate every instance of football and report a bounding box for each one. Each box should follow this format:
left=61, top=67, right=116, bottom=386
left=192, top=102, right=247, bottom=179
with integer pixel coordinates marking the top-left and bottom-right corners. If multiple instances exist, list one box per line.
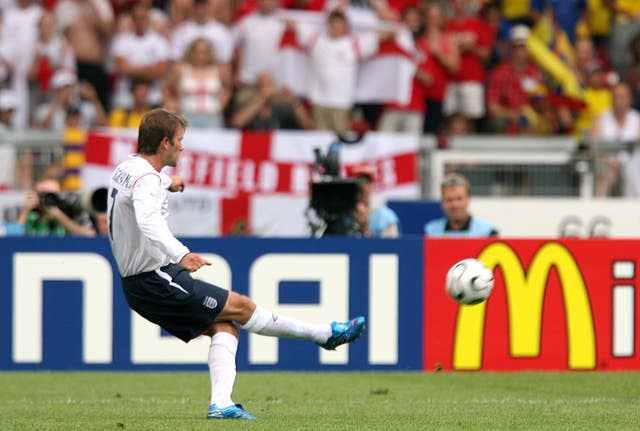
left=445, top=258, right=494, bottom=305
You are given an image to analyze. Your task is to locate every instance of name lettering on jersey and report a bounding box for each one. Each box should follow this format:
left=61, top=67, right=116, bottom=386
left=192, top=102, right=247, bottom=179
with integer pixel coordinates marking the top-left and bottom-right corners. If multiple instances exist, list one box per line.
left=112, top=168, right=133, bottom=189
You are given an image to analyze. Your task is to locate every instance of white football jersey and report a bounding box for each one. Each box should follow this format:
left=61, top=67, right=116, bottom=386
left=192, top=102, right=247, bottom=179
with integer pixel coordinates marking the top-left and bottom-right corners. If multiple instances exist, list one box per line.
left=107, top=155, right=190, bottom=277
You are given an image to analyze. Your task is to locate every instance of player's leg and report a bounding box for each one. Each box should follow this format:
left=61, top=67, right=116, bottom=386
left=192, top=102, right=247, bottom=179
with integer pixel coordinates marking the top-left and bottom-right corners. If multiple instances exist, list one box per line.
left=202, top=292, right=365, bottom=421
left=202, top=321, right=255, bottom=420
left=214, top=291, right=366, bottom=350
left=204, top=322, right=238, bottom=409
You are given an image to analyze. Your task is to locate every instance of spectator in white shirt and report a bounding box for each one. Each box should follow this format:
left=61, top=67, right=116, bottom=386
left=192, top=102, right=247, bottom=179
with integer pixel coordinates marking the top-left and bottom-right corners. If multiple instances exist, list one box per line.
left=163, top=37, right=232, bottom=128
left=171, top=0, right=234, bottom=65
left=1, top=0, right=42, bottom=129
left=233, top=0, right=286, bottom=87
left=0, top=90, right=16, bottom=132
left=591, top=82, right=640, bottom=197
left=28, top=11, right=76, bottom=106
left=111, top=2, right=170, bottom=109
left=294, top=9, right=380, bottom=134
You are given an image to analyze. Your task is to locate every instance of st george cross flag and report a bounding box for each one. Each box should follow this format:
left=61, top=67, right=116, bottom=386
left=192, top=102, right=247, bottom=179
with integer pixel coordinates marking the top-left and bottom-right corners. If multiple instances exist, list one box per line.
left=83, top=128, right=420, bottom=237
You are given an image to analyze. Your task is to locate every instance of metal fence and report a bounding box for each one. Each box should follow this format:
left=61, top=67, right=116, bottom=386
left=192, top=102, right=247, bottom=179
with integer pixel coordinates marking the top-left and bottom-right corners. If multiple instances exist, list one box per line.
left=422, top=135, right=591, bottom=199
left=0, top=130, right=64, bottom=188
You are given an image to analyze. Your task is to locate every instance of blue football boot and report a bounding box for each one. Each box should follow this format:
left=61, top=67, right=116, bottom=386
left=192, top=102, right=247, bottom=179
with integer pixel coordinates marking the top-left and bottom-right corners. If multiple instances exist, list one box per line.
left=207, top=403, right=256, bottom=420
left=318, top=316, right=366, bottom=350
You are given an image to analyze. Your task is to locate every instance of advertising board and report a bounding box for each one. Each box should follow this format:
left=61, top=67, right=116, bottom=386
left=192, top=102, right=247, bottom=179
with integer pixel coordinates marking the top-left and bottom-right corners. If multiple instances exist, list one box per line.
left=424, top=239, right=639, bottom=371
left=0, top=237, right=423, bottom=370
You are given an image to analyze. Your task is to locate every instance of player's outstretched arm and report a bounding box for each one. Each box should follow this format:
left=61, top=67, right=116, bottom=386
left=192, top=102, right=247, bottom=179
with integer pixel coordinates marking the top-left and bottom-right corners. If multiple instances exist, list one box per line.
left=179, top=252, right=212, bottom=272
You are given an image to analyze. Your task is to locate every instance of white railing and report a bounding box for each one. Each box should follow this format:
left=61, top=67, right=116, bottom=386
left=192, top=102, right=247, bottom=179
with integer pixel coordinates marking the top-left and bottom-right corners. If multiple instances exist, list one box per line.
left=423, top=135, right=596, bottom=199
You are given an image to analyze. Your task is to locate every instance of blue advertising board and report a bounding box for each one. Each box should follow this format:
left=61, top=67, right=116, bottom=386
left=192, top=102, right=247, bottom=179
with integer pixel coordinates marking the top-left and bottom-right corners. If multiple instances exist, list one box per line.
left=387, top=200, right=444, bottom=236
left=0, top=237, right=423, bottom=371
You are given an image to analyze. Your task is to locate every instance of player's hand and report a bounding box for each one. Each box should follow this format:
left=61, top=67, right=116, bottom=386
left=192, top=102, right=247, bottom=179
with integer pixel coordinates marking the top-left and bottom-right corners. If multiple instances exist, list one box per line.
left=179, top=252, right=212, bottom=272
left=168, top=175, right=185, bottom=192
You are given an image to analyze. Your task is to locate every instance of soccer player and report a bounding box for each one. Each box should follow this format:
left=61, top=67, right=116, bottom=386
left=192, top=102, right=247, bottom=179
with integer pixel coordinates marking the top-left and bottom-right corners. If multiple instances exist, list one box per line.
left=107, top=109, right=365, bottom=421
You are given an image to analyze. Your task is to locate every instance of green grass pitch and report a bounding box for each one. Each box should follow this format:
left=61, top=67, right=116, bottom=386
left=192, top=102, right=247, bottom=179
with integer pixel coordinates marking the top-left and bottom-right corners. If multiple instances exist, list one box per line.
left=0, top=371, right=638, bottom=430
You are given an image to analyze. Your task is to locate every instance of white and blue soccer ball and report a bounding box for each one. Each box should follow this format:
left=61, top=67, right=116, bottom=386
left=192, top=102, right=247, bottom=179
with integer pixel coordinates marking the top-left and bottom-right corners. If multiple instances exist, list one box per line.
left=445, top=258, right=494, bottom=305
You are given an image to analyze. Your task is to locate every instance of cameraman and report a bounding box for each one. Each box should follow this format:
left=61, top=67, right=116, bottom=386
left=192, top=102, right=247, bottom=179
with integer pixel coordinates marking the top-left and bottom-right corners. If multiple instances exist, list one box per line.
left=352, top=166, right=400, bottom=238
left=16, top=179, right=96, bottom=237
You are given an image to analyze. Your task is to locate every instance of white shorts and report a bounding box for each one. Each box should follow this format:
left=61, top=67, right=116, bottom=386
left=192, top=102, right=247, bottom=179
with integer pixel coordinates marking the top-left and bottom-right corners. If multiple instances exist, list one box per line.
left=443, top=82, right=485, bottom=119
left=377, top=109, right=424, bottom=134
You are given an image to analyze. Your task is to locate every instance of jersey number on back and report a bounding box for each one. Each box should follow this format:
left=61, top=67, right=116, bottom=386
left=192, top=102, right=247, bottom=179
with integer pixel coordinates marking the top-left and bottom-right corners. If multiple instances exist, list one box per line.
left=109, top=188, right=118, bottom=240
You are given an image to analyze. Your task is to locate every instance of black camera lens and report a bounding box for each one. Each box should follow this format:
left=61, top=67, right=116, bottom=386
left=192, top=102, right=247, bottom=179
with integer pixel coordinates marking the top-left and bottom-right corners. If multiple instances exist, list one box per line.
left=39, top=192, right=61, bottom=207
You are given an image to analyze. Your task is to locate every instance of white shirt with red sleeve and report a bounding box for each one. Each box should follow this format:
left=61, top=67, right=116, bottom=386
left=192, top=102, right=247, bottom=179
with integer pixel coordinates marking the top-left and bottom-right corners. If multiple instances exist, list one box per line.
left=107, top=155, right=190, bottom=278
left=307, top=31, right=378, bottom=109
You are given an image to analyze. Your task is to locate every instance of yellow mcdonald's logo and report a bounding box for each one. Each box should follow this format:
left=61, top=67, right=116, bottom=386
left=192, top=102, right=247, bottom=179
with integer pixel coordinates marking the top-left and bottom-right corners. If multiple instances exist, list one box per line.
left=453, top=242, right=596, bottom=370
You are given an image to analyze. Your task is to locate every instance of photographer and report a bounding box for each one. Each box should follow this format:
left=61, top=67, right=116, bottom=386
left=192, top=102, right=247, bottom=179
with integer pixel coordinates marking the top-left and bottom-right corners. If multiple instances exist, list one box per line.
left=16, top=179, right=96, bottom=237
left=310, top=143, right=400, bottom=238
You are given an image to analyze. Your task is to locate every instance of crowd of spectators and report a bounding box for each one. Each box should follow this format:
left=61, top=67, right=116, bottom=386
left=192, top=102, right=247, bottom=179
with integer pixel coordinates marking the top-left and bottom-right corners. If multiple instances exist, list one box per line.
left=0, top=0, right=636, bottom=137
left=0, top=0, right=640, bottom=198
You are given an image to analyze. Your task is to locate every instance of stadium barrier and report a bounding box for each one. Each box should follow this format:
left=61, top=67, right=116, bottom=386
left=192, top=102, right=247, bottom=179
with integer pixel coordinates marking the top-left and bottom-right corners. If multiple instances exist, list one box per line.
left=1, top=237, right=639, bottom=371
left=0, top=129, right=604, bottom=201
left=426, top=135, right=585, bottom=198
left=1, top=236, right=423, bottom=371
left=0, top=129, right=619, bottom=237
left=388, top=198, right=640, bottom=237
left=0, top=130, right=64, bottom=189
left=425, top=238, right=639, bottom=372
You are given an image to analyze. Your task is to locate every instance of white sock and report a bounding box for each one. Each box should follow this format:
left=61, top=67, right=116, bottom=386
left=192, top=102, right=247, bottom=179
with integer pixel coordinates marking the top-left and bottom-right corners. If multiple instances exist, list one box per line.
left=209, top=332, right=238, bottom=408
left=241, top=305, right=332, bottom=344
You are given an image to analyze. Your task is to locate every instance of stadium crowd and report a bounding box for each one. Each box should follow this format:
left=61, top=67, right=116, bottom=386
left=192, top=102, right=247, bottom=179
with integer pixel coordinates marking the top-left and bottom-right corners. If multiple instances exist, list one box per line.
left=0, top=0, right=637, bottom=137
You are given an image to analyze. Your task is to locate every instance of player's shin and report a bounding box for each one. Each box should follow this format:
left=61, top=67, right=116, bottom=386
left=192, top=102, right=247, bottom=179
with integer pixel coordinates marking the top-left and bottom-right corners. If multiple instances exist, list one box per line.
left=240, top=305, right=331, bottom=344
left=209, top=332, right=238, bottom=409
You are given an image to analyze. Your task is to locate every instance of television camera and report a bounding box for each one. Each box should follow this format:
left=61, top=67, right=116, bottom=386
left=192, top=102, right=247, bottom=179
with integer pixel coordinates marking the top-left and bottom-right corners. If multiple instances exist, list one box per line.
left=308, top=142, right=361, bottom=237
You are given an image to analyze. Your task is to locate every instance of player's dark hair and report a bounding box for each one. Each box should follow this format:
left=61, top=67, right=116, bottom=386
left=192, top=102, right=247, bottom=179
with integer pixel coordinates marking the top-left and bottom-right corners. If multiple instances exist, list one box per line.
left=137, top=109, right=188, bottom=155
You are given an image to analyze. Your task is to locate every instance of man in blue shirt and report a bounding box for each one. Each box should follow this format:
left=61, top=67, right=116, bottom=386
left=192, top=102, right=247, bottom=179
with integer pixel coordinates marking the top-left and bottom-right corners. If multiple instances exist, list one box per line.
left=424, top=173, right=498, bottom=237
left=352, top=165, right=400, bottom=237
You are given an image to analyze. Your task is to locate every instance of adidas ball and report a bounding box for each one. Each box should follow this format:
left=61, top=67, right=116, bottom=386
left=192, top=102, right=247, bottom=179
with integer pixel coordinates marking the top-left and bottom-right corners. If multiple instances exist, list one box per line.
left=445, top=258, right=494, bottom=305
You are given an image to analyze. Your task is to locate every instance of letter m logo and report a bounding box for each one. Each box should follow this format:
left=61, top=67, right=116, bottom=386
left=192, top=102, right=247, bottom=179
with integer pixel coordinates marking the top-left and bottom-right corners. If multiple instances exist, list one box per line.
left=453, top=242, right=596, bottom=370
